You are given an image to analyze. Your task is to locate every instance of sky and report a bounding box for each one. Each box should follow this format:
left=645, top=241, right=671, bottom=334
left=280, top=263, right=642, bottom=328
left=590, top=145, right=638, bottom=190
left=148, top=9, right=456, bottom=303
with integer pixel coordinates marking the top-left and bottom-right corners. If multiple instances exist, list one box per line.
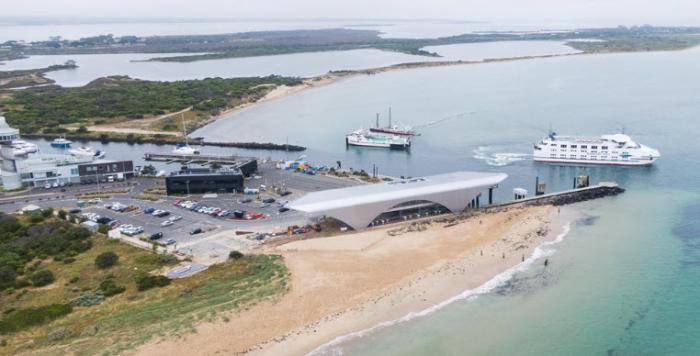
left=3, top=0, right=700, bottom=25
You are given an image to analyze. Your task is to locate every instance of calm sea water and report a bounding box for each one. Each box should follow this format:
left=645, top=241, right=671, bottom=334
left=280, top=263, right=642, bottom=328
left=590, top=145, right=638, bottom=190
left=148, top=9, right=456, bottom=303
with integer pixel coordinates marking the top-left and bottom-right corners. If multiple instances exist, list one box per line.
left=189, top=46, right=700, bottom=354
left=0, top=41, right=575, bottom=87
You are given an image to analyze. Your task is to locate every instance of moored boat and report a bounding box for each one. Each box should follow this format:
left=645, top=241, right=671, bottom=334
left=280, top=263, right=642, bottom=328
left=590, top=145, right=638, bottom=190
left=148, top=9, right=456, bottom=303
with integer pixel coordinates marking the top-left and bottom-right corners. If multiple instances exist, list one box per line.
left=50, top=137, right=73, bottom=148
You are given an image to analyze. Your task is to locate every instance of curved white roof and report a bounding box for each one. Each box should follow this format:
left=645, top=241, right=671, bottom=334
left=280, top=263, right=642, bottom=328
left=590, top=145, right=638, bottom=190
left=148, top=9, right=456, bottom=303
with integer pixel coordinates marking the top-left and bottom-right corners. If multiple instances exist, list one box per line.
left=0, top=116, right=19, bottom=137
left=288, top=171, right=507, bottom=228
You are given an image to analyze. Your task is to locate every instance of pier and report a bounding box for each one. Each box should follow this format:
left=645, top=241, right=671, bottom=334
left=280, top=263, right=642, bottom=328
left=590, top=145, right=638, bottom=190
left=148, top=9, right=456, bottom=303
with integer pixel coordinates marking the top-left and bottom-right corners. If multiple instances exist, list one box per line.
left=492, top=181, right=625, bottom=209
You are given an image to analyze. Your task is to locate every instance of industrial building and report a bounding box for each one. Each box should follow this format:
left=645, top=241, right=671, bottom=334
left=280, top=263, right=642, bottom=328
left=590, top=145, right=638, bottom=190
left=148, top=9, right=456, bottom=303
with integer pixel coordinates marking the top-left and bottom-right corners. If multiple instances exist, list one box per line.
left=287, top=171, right=507, bottom=229
left=165, top=168, right=245, bottom=194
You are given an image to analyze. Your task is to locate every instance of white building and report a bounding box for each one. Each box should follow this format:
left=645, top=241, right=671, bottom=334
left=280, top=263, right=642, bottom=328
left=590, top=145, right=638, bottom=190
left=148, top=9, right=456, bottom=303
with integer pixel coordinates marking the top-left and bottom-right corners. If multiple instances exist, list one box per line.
left=288, top=171, right=507, bottom=229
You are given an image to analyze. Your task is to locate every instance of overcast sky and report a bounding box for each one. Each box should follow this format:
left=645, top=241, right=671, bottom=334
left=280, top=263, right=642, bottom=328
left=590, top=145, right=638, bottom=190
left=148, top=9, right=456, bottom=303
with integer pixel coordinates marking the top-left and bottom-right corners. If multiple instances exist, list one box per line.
left=3, top=0, right=700, bottom=25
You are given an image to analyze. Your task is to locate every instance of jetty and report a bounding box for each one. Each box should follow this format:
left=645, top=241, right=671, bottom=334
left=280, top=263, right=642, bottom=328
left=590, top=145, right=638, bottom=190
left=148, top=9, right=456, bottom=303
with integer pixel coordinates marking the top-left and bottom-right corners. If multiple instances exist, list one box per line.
left=491, top=181, right=625, bottom=209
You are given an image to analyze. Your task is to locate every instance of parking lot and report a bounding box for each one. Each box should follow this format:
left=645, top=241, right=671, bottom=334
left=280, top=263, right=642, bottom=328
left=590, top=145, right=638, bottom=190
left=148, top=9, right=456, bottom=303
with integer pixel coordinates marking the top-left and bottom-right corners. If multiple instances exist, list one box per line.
left=0, top=160, right=364, bottom=263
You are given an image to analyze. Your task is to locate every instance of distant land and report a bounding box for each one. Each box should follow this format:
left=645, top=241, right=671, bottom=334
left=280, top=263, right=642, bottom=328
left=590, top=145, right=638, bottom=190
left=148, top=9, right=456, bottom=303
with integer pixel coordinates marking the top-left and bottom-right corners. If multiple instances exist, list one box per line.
left=2, top=25, right=700, bottom=64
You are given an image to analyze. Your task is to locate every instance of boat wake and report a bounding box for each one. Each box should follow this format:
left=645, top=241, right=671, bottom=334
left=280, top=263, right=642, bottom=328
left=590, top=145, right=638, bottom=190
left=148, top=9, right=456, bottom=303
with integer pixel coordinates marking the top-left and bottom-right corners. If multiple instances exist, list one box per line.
left=309, top=223, right=572, bottom=356
left=472, top=146, right=530, bottom=166
left=413, top=111, right=476, bottom=129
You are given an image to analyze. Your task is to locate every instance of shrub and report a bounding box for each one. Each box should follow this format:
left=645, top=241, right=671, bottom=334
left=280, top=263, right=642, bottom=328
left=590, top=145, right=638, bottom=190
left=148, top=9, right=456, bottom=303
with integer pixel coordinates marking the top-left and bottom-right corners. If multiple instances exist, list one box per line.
left=159, top=254, right=178, bottom=265
left=68, top=276, right=80, bottom=284
left=0, top=304, right=72, bottom=333
left=99, top=279, right=125, bottom=297
left=228, top=250, right=244, bottom=260
left=0, top=266, right=17, bottom=291
left=76, top=125, right=88, bottom=133
left=57, top=209, right=67, bottom=220
left=71, top=291, right=105, bottom=306
left=41, top=208, right=54, bottom=218
left=63, top=257, right=76, bottom=264
left=29, top=269, right=54, bottom=287
left=94, top=252, right=118, bottom=269
left=135, top=274, right=171, bottom=291
left=98, top=224, right=109, bottom=234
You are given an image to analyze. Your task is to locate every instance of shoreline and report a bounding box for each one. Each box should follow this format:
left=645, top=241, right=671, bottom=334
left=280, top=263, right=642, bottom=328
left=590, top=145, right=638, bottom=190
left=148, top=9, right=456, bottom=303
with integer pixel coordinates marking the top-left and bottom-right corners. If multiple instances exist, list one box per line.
left=133, top=204, right=580, bottom=356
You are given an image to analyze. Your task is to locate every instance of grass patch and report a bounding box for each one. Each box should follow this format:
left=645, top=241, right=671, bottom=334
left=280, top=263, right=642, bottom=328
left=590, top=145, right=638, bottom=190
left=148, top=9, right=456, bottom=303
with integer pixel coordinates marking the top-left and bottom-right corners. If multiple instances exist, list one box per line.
left=1, top=238, right=288, bottom=355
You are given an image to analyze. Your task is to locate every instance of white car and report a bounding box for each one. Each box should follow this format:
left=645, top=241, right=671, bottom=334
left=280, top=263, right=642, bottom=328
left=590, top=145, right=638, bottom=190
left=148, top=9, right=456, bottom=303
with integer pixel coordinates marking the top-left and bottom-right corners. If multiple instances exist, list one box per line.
left=169, top=215, right=182, bottom=222
left=161, top=220, right=174, bottom=227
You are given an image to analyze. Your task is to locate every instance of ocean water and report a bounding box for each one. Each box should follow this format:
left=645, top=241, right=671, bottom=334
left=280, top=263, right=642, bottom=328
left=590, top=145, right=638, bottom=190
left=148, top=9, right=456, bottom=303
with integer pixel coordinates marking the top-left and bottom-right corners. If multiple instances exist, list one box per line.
left=190, top=45, right=700, bottom=354
left=0, top=41, right=575, bottom=87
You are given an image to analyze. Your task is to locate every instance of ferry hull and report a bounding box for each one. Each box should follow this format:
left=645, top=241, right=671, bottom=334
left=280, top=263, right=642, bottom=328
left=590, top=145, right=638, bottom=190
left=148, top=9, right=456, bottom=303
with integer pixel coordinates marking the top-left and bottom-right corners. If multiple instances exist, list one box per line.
left=533, top=157, right=657, bottom=166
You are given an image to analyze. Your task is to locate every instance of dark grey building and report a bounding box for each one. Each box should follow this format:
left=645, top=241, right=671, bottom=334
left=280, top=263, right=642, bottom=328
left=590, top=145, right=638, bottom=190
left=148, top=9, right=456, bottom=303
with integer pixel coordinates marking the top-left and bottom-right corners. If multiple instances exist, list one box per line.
left=165, top=168, right=244, bottom=194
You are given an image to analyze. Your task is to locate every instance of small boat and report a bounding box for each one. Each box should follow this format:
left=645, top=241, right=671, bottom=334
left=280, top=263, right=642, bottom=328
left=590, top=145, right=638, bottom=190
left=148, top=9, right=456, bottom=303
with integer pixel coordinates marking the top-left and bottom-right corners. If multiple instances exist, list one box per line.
left=11, top=140, right=39, bottom=153
left=173, top=143, right=199, bottom=155
left=346, top=129, right=411, bottom=150
left=172, top=113, right=200, bottom=155
left=368, top=108, right=418, bottom=136
left=50, top=137, right=73, bottom=148
left=68, top=146, right=106, bottom=159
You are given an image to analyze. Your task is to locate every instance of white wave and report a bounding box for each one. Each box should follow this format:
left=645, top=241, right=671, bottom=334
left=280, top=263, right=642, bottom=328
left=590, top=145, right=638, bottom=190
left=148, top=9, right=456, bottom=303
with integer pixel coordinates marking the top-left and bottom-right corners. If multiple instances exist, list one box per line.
left=309, top=223, right=572, bottom=356
left=472, top=146, right=531, bottom=166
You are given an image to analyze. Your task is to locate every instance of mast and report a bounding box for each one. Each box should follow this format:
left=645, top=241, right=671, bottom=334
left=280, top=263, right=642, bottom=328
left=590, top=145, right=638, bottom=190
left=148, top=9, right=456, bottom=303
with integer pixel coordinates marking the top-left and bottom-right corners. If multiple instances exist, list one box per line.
left=388, top=107, right=392, bottom=128
left=376, top=113, right=379, bottom=128
left=181, top=113, right=188, bottom=146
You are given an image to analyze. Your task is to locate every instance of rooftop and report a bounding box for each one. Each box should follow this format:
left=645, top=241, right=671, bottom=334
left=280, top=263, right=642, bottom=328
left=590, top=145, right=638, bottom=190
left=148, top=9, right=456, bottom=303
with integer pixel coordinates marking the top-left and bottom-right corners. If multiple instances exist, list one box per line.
left=289, top=171, right=507, bottom=213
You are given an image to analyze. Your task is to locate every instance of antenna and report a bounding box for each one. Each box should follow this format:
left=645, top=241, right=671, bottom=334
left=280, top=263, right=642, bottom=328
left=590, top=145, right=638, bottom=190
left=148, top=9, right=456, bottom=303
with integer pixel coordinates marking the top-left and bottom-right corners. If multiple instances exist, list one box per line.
left=376, top=113, right=379, bottom=128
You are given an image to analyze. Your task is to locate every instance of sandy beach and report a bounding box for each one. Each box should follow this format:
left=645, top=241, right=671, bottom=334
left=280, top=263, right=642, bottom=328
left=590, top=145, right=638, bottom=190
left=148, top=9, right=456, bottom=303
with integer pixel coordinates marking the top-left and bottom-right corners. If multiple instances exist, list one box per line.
left=134, top=204, right=571, bottom=356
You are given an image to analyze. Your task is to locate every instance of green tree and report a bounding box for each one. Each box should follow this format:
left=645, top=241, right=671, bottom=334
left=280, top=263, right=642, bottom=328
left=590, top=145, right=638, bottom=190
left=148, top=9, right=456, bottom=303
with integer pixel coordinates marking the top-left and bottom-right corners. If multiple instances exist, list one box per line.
left=0, top=265, right=17, bottom=290
left=29, top=269, right=55, bottom=287
left=94, top=252, right=119, bottom=269
left=76, top=125, right=88, bottom=133
left=228, top=250, right=244, bottom=260
left=141, top=165, right=156, bottom=176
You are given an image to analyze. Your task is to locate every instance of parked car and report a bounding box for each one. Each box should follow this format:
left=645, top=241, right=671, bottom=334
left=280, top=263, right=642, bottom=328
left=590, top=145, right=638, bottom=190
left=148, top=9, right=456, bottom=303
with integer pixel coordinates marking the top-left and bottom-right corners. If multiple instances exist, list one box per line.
left=278, top=207, right=290, bottom=213
left=239, top=198, right=253, bottom=204
left=161, top=220, right=174, bottom=227
left=165, top=238, right=176, bottom=245
left=190, top=228, right=203, bottom=235
left=262, top=198, right=276, bottom=204
left=168, top=215, right=182, bottom=222
left=280, top=191, right=292, bottom=197
left=149, top=232, right=163, bottom=240
left=143, top=207, right=156, bottom=214
left=68, top=208, right=81, bottom=214
left=43, top=183, right=52, bottom=189
left=233, top=210, right=246, bottom=219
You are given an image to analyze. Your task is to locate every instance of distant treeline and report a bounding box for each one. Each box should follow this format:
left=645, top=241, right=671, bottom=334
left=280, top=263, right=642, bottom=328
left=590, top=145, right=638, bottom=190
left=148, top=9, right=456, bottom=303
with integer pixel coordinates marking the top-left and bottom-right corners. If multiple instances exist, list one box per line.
left=3, top=26, right=700, bottom=63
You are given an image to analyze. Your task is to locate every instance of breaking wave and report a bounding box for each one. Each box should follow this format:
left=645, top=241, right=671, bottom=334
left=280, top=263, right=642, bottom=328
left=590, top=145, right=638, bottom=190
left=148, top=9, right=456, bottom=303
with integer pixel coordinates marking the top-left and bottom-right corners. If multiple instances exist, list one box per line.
left=309, top=223, right=572, bottom=355
left=472, top=146, right=531, bottom=166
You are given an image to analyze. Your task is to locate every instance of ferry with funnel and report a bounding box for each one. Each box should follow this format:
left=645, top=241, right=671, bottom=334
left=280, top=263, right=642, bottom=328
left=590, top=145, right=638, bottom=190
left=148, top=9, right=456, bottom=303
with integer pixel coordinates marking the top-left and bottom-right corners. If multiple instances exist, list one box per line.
left=533, top=132, right=660, bottom=166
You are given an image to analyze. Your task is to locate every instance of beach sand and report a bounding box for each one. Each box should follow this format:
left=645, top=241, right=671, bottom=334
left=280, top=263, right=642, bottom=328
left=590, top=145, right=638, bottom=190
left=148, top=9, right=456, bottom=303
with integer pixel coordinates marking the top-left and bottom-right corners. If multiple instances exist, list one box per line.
left=134, top=204, right=567, bottom=356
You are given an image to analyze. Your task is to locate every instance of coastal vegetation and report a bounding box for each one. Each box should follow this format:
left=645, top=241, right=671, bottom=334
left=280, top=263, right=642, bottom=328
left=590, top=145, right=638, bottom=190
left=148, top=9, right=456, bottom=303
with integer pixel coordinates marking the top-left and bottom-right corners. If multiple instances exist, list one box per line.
left=0, top=61, right=77, bottom=89
left=0, top=211, right=289, bottom=355
left=3, top=26, right=700, bottom=65
left=0, top=75, right=301, bottom=134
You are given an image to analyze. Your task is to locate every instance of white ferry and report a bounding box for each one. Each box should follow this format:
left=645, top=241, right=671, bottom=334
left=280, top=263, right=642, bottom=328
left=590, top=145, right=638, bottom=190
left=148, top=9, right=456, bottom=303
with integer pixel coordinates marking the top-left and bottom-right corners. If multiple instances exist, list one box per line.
left=346, top=129, right=411, bottom=150
left=533, top=132, right=660, bottom=166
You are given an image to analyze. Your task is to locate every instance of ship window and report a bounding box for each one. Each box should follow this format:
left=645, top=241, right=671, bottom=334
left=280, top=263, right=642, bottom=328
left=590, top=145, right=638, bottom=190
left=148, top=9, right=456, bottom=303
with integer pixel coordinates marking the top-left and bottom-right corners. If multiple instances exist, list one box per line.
left=550, top=154, right=556, bottom=158
left=560, top=154, right=566, bottom=158
left=570, top=155, right=576, bottom=158
left=570, top=145, right=577, bottom=149
left=581, top=145, right=587, bottom=149
left=560, top=144, right=567, bottom=148
left=602, top=146, right=608, bottom=150
left=591, top=145, right=598, bottom=149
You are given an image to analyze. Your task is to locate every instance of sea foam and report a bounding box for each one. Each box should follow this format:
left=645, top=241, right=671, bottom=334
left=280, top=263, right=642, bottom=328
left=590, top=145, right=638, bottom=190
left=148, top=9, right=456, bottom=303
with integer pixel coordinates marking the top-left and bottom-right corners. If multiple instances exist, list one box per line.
left=309, top=222, right=572, bottom=356
left=472, top=146, right=530, bottom=166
